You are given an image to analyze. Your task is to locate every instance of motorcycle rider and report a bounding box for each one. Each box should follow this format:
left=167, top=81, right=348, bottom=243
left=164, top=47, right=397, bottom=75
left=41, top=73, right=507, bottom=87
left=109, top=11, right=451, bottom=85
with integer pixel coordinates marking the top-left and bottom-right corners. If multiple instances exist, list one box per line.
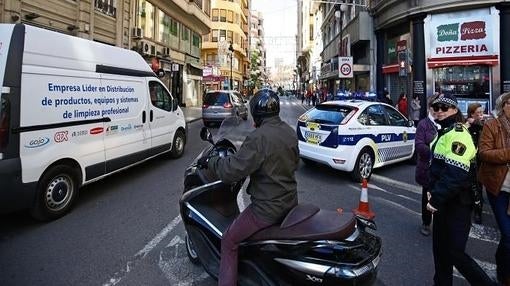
left=197, top=88, right=299, bottom=286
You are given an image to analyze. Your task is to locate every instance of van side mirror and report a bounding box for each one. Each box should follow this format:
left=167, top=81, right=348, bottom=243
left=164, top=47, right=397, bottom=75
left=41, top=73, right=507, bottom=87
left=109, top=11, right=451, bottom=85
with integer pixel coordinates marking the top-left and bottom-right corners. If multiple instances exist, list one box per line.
left=172, top=98, right=179, bottom=111
left=408, top=120, right=414, bottom=127
left=157, top=69, right=165, bottom=78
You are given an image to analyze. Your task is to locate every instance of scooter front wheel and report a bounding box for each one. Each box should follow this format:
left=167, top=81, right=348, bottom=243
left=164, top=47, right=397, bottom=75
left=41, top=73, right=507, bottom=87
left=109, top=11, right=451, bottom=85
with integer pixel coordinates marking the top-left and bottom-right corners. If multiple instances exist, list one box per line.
left=185, top=234, right=200, bottom=265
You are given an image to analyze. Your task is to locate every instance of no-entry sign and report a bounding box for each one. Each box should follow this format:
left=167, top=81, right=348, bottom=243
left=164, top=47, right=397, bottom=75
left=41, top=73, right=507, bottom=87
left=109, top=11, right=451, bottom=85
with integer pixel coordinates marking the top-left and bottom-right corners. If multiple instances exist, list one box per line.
left=338, top=56, right=353, bottom=78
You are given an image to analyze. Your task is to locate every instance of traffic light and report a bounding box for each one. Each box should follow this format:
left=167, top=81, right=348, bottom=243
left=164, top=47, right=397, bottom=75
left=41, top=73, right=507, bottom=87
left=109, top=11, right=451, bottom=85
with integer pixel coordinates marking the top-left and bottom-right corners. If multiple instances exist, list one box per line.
left=399, top=51, right=407, bottom=77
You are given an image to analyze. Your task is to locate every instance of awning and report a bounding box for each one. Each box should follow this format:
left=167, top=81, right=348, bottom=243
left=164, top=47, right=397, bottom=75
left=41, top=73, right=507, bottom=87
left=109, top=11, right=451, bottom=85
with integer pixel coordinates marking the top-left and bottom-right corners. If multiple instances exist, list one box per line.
left=427, top=55, right=498, bottom=68
left=382, top=64, right=399, bottom=74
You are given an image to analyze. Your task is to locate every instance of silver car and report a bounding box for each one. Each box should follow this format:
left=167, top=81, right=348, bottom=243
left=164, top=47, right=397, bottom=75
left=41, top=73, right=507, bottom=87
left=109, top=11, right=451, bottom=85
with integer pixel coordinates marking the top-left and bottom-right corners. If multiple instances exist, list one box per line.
left=202, top=90, right=248, bottom=126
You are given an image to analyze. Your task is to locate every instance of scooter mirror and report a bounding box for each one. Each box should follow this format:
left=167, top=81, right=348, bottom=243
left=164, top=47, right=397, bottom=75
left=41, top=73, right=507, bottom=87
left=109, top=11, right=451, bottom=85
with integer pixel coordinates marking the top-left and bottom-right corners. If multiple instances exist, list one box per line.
left=200, top=127, right=214, bottom=144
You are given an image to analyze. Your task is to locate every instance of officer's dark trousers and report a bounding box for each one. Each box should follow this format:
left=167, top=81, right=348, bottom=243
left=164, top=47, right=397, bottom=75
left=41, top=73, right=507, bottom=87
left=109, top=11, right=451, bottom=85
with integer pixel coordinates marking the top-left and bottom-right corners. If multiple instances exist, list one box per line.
left=432, top=203, right=494, bottom=286
left=219, top=205, right=272, bottom=286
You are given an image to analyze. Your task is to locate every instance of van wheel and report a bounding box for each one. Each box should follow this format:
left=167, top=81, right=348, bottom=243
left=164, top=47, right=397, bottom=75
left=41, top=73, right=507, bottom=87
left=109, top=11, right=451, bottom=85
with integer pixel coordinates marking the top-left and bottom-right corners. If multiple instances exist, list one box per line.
left=185, top=234, right=200, bottom=264
left=351, top=148, right=374, bottom=183
left=170, top=130, right=185, bottom=158
left=30, top=165, right=79, bottom=221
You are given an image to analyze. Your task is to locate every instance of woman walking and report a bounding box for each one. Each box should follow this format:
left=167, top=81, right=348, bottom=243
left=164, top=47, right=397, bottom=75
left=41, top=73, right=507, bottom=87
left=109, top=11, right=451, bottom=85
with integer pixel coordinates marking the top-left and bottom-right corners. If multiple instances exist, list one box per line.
left=411, top=94, right=421, bottom=127
left=427, top=94, right=495, bottom=286
left=415, top=94, right=439, bottom=236
left=478, top=92, right=510, bottom=286
left=466, top=102, right=485, bottom=224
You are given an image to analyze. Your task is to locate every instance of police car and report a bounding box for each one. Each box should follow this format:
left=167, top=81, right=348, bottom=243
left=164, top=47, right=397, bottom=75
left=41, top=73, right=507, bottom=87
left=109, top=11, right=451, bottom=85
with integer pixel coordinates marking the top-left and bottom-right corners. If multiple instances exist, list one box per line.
left=297, top=100, right=416, bottom=182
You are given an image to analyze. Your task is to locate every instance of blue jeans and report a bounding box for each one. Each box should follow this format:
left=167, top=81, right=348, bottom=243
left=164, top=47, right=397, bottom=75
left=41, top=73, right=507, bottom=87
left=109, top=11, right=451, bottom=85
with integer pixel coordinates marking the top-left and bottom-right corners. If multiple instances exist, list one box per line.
left=487, top=191, right=510, bottom=282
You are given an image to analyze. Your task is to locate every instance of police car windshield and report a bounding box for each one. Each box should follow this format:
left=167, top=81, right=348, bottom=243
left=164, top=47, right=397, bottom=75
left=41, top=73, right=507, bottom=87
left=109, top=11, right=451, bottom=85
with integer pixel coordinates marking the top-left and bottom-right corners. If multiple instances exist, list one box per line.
left=305, top=105, right=354, bottom=125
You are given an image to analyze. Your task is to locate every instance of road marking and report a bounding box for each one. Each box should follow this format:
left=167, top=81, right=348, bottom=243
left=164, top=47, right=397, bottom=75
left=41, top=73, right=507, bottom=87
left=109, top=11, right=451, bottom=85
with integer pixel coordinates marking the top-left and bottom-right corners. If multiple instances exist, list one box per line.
left=454, top=258, right=497, bottom=281
left=103, top=216, right=182, bottom=286
left=158, top=235, right=210, bottom=285
left=353, top=184, right=499, bottom=244
left=370, top=174, right=421, bottom=195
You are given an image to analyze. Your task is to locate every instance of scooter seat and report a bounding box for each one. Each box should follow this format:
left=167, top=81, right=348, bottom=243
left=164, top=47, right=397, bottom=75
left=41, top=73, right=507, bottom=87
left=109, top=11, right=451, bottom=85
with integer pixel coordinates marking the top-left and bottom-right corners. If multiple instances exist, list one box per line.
left=248, top=204, right=356, bottom=241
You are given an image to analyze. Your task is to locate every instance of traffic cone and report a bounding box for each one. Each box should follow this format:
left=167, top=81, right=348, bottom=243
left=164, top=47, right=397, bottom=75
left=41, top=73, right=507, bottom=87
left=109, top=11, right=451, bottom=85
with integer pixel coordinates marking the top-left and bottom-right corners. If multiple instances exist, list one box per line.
left=353, top=178, right=375, bottom=220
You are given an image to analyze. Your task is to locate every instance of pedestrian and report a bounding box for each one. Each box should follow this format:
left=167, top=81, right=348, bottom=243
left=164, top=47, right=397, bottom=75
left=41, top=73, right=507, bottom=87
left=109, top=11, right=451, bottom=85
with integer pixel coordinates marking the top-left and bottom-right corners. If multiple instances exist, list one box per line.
left=477, top=92, right=510, bottom=286
left=311, top=91, right=317, bottom=106
left=415, top=93, right=440, bottom=236
left=466, top=102, right=485, bottom=224
left=410, top=94, right=421, bottom=126
left=381, top=90, right=393, bottom=105
left=197, top=89, right=299, bottom=286
left=397, top=92, right=408, bottom=118
left=301, top=90, right=305, bottom=104
left=427, top=93, right=496, bottom=286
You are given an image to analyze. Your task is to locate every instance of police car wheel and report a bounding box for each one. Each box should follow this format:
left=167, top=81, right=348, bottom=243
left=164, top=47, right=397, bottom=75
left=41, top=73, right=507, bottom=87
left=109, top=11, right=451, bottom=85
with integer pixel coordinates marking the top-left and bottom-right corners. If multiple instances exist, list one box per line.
left=351, top=148, right=374, bottom=182
left=185, top=234, right=200, bottom=264
left=30, top=165, right=80, bottom=221
left=170, top=130, right=186, bottom=158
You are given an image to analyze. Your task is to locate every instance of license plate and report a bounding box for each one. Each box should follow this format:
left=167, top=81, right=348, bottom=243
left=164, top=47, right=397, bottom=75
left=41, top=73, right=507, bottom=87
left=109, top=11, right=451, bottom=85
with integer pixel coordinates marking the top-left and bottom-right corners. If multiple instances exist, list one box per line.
left=305, top=131, right=321, bottom=144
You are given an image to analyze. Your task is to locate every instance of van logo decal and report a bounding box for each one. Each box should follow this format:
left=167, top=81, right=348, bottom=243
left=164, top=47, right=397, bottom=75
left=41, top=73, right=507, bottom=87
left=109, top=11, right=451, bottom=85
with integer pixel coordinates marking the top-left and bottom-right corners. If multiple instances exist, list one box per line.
left=133, top=124, right=143, bottom=129
left=90, top=127, right=104, bottom=135
left=121, top=124, right=132, bottom=132
left=54, top=131, right=69, bottom=143
left=106, top=125, right=118, bottom=136
left=25, top=137, right=50, bottom=148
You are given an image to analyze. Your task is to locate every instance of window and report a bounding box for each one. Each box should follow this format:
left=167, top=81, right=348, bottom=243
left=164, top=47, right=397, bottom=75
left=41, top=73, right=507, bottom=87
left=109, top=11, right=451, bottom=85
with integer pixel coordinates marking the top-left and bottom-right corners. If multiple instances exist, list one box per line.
left=158, top=11, right=171, bottom=44
left=192, top=32, right=200, bottom=48
left=139, top=0, right=154, bottom=38
left=305, top=105, right=354, bottom=125
left=212, top=30, right=218, bottom=42
left=170, top=18, right=179, bottom=36
left=227, top=10, right=234, bottom=23
left=95, top=0, right=116, bottom=17
left=181, top=26, right=189, bottom=41
left=309, top=24, right=314, bottom=41
left=359, top=105, right=387, bottom=126
left=219, top=30, right=226, bottom=41
left=220, top=9, right=227, bottom=22
left=212, top=9, right=219, bottom=21
left=227, top=30, right=233, bottom=43
left=383, top=106, right=407, bottom=126
left=149, top=81, right=174, bottom=112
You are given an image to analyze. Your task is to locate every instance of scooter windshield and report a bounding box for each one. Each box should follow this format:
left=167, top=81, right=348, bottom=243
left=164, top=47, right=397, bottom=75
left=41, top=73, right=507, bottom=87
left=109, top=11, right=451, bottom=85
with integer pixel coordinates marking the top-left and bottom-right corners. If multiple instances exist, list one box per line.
left=215, top=116, right=254, bottom=150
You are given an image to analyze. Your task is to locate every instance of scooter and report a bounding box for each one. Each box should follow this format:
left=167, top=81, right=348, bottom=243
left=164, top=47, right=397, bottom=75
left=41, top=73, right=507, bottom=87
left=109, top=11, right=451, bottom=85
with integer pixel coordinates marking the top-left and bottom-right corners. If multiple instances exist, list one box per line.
left=179, top=117, right=382, bottom=286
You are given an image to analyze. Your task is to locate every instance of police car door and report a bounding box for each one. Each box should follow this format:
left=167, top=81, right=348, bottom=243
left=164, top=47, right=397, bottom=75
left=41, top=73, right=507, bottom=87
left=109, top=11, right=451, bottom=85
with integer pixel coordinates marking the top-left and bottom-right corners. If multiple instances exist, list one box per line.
left=147, top=80, right=176, bottom=155
left=382, top=105, right=415, bottom=160
left=361, top=104, right=392, bottom=163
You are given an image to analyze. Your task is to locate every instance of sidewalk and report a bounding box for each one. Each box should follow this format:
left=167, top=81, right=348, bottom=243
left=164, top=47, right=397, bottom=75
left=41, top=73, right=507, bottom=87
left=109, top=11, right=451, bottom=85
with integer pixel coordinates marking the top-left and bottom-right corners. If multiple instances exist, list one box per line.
left=181, top=106, right=202, bottom=123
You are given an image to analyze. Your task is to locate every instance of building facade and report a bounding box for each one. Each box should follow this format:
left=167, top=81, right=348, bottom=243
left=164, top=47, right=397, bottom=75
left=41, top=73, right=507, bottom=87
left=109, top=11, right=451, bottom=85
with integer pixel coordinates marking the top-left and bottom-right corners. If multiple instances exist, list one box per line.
left=1, top=0, right=211, bottom=107
left=372, top=0, right=510, bottom=117
left=201, top=0, right=250, bottom=92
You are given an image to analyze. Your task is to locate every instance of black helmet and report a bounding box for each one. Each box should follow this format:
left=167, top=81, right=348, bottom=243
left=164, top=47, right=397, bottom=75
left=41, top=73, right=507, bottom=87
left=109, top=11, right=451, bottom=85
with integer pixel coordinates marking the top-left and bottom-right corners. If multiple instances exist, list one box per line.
left=250, top=89, right=280, bottom=127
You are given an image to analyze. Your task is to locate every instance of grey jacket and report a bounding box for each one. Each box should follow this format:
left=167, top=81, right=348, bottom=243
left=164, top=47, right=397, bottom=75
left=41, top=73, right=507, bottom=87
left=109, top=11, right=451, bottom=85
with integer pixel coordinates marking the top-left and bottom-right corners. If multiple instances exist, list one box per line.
left=208, top=116, right=299, bottom=223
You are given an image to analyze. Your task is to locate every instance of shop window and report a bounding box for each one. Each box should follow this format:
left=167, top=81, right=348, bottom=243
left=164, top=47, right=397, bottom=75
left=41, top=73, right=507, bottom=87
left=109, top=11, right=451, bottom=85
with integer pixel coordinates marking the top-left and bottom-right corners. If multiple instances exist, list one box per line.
left=95, top=0, right=116, bottom=17
left=433, top=65, right=490, bottom=99
left=212, top=9, right=219, bottom=21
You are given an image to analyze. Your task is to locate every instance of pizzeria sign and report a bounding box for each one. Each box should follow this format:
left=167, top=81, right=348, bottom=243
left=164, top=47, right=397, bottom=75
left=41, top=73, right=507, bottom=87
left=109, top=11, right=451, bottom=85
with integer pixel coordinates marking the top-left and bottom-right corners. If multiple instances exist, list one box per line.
left=429, top=14, right=497, bottom=58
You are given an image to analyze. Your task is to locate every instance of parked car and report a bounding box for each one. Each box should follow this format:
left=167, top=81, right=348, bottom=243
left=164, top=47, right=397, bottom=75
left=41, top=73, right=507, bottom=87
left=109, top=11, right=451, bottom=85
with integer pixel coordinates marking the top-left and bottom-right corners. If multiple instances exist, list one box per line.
left=202, top=90, right=248, bottom=126
left=297, top=100, right=416, bottom=182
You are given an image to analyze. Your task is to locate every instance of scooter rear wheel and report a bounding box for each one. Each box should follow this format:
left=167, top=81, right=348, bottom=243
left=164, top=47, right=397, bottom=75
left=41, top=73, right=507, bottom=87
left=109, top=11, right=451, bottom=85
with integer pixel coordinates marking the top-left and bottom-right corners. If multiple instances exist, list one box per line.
left=185, top=234, right=200, bottom=265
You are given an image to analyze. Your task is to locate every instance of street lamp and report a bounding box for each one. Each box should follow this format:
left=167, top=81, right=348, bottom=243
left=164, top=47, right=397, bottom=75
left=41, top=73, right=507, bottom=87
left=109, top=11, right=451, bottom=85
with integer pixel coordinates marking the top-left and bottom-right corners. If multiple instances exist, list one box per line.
left=228, top=42, right=234, bottom=90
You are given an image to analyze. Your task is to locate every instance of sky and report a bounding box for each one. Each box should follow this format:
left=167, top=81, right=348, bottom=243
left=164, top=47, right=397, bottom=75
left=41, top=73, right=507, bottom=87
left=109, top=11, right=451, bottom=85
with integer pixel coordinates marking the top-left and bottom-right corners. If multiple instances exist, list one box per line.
left=251, top=0, right=297, bottom=71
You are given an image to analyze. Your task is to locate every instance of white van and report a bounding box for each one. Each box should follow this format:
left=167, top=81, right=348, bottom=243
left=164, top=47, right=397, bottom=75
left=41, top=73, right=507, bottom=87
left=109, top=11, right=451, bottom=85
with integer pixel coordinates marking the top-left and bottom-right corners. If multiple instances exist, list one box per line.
left=0, top=24, right=187, bottom=220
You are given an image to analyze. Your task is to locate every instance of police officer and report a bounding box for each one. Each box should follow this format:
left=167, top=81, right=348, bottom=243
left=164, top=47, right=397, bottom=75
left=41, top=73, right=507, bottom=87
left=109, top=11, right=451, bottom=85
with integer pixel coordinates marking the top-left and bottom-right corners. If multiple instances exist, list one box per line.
left=198, top=88, right=299, bottom=286
left=427, top=94, right=495, bottom=285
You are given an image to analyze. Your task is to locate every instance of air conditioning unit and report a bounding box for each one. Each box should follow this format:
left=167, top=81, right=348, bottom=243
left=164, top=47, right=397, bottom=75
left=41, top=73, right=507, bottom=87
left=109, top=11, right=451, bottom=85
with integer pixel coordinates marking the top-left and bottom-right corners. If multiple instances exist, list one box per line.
left=140, top=41, right=150, bottom=55
left=132, top=27, right=142, bottom=39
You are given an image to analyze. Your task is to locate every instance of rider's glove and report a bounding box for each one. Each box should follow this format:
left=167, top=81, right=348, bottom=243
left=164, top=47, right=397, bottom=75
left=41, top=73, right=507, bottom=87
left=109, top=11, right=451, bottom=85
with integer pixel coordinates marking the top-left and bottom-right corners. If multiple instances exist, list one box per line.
left=197, top=156, right=209, bottom=169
